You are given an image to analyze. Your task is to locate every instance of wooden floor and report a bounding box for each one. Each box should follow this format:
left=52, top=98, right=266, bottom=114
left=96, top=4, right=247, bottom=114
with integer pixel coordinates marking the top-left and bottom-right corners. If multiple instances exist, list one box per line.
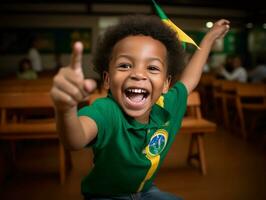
left=0, top=127, right=265, bottom=200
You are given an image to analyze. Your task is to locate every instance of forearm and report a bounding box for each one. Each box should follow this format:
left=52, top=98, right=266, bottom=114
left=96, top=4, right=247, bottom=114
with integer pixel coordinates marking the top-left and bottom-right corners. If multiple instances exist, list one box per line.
left=180, top=19, right=230, bottom=94
left=221, top=69, right=242, bottom=81
left=180, top=34, right=215, bottom=94
left=55, top=107, right=89, bottom=150
left=50, top=41, right=98, bottom=150
left=221, top=69, right=233, bottom=80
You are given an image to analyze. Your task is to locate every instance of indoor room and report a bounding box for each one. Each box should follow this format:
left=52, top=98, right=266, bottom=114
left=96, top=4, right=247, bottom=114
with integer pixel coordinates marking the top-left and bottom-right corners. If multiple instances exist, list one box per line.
left=0, top=1, right=265, bottom=200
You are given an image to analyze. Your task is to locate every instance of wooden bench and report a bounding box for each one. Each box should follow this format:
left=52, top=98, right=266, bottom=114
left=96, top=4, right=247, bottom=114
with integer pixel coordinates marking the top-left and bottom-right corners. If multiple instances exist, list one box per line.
left=220, top=80, right=239, bottom=130
left=212, top=79, right=225, bottom=124
left=0, top=92, right=71, bottom=184
left=180, top=91, right=216, bottom=175
left=0, top=78, right=52, bottom=93
left=236, top=83, right=266, bottom=139
left=197, top=73, right=215, bottom=115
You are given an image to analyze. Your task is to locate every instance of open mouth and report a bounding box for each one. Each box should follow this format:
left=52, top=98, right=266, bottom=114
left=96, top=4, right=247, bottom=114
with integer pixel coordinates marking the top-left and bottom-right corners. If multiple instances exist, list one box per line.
left=124, top=88, right=150, bottom=106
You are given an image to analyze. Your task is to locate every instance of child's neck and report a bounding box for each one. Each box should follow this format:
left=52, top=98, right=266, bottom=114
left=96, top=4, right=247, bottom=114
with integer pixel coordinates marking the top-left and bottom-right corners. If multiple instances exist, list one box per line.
left=134, top=115, right=150, bottom=124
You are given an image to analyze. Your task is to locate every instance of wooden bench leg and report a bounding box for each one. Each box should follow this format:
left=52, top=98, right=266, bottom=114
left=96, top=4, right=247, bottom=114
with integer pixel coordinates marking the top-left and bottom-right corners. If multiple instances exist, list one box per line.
left=222, top=97, right=230, bottom=129
left=187, top=135, right=197, bottom=164
left=236, top=100, right=247, bottom=139
left=197, top=134, right=207, bottom=175
left=59, top=142, right=66, bottom=184
left=187, top=134, right=207, bottom=175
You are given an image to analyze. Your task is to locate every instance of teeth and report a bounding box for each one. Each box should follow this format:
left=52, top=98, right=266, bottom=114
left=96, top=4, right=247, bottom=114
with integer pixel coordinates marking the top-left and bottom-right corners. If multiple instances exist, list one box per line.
left=127, top=88, right=147, bottom=94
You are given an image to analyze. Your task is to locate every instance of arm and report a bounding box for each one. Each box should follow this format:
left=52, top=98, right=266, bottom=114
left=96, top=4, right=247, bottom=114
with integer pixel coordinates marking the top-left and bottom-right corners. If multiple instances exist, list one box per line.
left=180, top=19, right=230, bottom=94
left=220, top=68, right=237, bottom=80
left=50, top=42, right=97, bottom=150
left=221, top=67, right=247, bottom=82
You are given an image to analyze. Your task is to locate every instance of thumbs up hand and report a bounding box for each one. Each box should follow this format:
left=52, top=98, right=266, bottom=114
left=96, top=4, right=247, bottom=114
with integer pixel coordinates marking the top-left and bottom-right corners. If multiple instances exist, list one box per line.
left=50, top=42, right=97, bottom=111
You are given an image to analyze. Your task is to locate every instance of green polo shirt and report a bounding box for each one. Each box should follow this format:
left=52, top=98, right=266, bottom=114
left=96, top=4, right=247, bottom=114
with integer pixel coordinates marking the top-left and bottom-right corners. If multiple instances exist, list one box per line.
left=78, top=81, right=188, bottom=196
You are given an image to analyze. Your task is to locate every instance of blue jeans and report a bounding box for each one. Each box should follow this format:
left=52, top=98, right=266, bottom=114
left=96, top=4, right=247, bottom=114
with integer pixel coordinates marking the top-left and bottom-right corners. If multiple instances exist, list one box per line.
left=83, top=185, right=183, bottom=200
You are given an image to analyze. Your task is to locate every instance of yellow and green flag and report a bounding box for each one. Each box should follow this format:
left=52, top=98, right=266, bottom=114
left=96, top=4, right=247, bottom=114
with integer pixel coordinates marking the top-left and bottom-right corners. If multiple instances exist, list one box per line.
left=152, top=0, right=200, bottom=49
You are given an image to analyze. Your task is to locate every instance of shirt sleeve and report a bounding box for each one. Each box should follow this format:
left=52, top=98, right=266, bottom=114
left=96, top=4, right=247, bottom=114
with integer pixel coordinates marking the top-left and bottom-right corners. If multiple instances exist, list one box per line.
left=78, top=98, right=116, bottom=149
left=164, top=82, right=188, bottom=113
left=163, top=81, right=188, bottom=123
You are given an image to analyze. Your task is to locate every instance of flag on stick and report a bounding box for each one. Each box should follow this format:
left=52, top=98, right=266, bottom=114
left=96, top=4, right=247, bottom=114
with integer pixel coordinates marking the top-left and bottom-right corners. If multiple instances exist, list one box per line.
left=152, top=0, right=200, bottom=49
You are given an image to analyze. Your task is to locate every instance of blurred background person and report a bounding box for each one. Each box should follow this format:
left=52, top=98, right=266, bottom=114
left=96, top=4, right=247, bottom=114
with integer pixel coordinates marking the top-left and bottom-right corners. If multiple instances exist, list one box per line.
left=223, top=54, right=234, bottom=73
left=17, top=58, right=38, bottom=80
left=248, top=56, right=266, bottom=83
left=218, top=55, right=247, bottom=82
left=28, top=36, right=43, bottom=73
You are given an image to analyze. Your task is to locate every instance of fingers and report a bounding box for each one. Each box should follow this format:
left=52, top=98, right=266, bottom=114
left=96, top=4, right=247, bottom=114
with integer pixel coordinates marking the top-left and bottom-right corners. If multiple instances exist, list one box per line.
left=51, top=67, right=94, bottom=110
left=216, top=19, right=230, bottom=26
left=50, top=86, right=76, bottom=108
left=64, top=71, right=89, bottom=98
left=217, top=19, right=230, bottom=32
left=70, top=41, right=83, bottom=73
left=53, top=69, right=89, bottom=102
left=84, top=79, right=97, bottom=93
left=221, top=29, right=229, bottom=38
left=51, top=41, right=98, bottom=111
left=209, top=19, right=230, bottom=39
left=221, top=21, right=230, bottom=37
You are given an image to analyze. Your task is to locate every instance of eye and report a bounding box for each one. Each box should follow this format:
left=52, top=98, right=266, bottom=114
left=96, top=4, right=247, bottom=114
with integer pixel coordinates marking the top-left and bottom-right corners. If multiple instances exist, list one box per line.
left=117, top=63, right=132, bottom=70
left=148, top=65, right=160, bottom=74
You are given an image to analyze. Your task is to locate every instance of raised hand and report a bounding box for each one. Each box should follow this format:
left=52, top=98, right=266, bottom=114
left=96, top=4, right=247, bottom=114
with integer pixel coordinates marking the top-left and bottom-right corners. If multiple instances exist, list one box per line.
left=50, top=42, right=96, bottom=111
left=179, top=19, right=230, bottom=94
left=207, top=19, right=230, bottom=41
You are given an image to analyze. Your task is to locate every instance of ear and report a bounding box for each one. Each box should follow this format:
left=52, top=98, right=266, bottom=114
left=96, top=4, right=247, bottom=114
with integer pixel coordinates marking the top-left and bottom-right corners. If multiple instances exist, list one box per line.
left=103, top=71, right=110, bottom=90
left=162, top=75, right=171, bottom=94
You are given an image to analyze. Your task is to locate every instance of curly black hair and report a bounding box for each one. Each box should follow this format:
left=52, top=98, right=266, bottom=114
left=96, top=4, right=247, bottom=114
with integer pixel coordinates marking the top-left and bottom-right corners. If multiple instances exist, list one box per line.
left=92, top=14, right=185, bottom=84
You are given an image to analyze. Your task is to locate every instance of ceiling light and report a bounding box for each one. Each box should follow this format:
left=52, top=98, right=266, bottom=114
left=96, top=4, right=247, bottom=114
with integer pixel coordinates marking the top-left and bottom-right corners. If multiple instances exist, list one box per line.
left=206, top=21, right=213, bottom=28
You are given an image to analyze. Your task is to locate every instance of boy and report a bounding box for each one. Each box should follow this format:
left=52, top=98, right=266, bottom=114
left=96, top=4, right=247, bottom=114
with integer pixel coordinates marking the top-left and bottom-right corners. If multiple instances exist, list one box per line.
left=50, top=15, right=229, bottom=200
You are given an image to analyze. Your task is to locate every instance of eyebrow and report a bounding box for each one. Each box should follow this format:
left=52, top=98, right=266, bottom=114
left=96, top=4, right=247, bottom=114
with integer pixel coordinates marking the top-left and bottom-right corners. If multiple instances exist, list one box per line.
left=116, top=54, right=165, bottom=66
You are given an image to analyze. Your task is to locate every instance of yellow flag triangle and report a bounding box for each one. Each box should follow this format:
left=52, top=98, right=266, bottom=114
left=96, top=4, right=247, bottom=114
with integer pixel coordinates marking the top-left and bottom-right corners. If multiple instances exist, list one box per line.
left=163, top=19, right=200, bottom=49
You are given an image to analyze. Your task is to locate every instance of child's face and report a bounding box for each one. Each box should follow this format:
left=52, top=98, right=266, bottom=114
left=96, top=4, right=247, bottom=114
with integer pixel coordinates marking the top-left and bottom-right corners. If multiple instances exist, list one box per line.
left=104, top=35, right=170, bottom=123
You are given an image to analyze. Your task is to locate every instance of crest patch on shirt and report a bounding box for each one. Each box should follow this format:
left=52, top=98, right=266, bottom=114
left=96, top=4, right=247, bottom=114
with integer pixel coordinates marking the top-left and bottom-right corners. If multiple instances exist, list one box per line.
left=146, top=129, right=168, bottom=157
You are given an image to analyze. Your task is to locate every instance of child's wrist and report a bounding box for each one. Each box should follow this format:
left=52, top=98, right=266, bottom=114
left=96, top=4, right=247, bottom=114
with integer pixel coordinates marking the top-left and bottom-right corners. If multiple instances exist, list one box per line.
left=205, top=32, right=218, bottom=43
left=200, top=34, right=216, bottom=48
left=55, top=106, right=77, bottom=117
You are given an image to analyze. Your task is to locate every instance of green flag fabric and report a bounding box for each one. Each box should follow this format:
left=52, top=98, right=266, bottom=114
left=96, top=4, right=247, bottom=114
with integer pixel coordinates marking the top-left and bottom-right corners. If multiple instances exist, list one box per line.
left=152, top=0, right=200, bottom=49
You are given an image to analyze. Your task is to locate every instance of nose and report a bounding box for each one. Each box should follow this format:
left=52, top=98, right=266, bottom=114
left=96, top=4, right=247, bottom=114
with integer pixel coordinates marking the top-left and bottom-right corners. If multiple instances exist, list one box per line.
left=130, top=66, right=147, bottom=81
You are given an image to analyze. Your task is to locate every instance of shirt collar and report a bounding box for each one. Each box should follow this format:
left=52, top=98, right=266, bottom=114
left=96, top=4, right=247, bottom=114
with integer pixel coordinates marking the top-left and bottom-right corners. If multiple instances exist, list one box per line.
left=107, top=92, right=170, bottom=131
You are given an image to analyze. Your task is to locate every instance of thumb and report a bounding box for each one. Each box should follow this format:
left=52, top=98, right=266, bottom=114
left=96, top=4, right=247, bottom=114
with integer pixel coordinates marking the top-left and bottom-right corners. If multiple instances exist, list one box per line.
left=70, top=41, right=83, bottom=74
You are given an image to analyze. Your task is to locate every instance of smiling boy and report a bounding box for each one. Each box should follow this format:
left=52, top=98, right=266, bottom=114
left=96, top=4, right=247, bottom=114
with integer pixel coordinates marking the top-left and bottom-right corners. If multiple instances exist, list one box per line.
left=50, top=15, right=229, bottom=200
left=105, top=35, right=170, bottom=123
